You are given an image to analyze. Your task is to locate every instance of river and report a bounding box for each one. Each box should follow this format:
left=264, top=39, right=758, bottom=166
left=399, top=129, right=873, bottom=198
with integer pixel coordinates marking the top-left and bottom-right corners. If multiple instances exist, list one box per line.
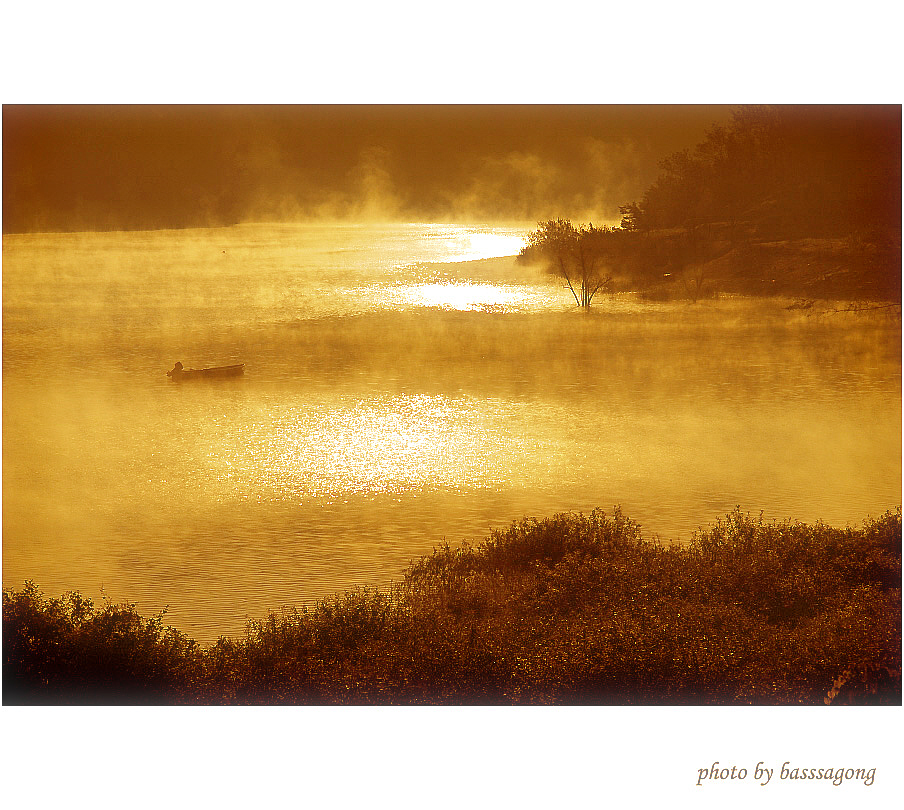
left=3, top=222, right=900, bottom=641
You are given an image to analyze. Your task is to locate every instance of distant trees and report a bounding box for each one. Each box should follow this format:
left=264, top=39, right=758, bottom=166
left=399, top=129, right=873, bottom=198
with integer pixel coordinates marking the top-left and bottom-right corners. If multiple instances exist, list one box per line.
left=520, top=219, right=615, bottom=308
left=665, top=224, right=735, bottom=302
left=618, top=203, right=642, bottom=231
left=523, top=106, right=900, bottom=305
left=617, top=105, right=901, bottom=241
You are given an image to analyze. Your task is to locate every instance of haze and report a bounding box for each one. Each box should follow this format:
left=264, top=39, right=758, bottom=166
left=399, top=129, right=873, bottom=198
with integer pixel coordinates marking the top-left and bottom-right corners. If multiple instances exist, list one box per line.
left=3, top=105, right=736, bottom=233
left=2, top=104, right=900, bottom=715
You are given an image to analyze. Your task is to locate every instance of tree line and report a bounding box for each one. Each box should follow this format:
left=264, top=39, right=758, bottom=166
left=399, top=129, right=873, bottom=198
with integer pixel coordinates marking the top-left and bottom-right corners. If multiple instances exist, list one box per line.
left=521, top=105, right=901, bottom=306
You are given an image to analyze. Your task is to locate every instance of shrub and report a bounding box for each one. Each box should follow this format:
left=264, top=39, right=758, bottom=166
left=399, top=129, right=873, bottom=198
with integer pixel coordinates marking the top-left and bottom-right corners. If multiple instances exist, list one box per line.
left=3, top=582, right=202, bottom=704
left=4, top=507, right=900, bottom=705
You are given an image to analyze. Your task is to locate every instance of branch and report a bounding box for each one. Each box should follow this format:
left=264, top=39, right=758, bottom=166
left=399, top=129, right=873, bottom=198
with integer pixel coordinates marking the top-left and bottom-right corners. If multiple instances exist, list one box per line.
left=558, top=255, right=581, bottom=306
left=811, top=301, right=902, bottom=318
left=588, top=276, right=611, bottom=298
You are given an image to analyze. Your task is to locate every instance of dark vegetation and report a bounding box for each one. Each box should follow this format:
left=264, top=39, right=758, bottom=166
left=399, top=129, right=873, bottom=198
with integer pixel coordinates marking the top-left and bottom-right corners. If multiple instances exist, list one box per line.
left=4, top=507, right=900, bottom=705
left=521, top=219, right=615, bottom=307
left=520, top=106, right=901, bottom=305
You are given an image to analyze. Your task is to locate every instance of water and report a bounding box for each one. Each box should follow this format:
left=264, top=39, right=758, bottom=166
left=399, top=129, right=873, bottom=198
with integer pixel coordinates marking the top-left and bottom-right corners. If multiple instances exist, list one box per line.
left=3, top=223, right=901, bottom=642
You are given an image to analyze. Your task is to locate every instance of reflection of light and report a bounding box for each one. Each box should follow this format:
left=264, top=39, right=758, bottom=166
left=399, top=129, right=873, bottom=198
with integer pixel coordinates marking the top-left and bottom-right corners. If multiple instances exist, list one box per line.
left=345, top=279, right=562, bottom=315
left=224, top=395, right=521, bottom=500
left=399, top=282, right=529, bottom=312
left=419, top=227, right=527, bottom=262
left=463, top=232, right=527, bottom=260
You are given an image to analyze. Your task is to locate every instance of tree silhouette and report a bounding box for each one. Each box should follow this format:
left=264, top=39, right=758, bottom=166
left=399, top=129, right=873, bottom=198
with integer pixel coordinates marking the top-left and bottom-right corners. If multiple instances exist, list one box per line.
left=521, top=219, right=614, bottom=308
left=624, top=105, right=901, bottom=241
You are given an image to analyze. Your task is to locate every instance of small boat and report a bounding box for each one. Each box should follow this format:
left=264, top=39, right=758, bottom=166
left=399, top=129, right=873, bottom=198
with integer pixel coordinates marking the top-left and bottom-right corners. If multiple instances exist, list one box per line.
left=167, top=362, right=245, bottom=380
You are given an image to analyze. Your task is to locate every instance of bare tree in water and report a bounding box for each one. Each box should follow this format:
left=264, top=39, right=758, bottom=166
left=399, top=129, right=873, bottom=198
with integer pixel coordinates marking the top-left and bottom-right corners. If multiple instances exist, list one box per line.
left=520, top=219, right=614, bottom=308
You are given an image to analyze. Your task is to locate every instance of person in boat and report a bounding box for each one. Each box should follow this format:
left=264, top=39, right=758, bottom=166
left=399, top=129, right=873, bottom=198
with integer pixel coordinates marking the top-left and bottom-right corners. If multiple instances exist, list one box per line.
left=167, top=361, right=185, bottom=377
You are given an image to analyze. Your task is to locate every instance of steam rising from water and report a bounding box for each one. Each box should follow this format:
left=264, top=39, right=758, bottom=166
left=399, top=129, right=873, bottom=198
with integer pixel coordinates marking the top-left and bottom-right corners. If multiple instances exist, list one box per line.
left=3, top=223, right=900, bottom=641
left=3, top=106, right=732, bottom=233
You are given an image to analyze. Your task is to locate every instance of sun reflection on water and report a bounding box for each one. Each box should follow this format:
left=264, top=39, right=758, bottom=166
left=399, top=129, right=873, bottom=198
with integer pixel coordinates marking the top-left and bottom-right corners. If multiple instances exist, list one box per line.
left=397, top=282, right=535, bottom=312
left=455, top=231, right=527, bottom=260
left=221, top=394, right=520, bottom=501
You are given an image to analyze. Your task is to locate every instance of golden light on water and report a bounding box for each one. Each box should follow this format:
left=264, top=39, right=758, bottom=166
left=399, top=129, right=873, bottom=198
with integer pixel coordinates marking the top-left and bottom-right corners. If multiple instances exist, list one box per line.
left=416, top=227, right=527, bottom=262
left=353, top=277, right=559, bottom=314
left=398, top=281, right=534, bottom=312
left=457, top=232, right=527, bottom=260
left=221, top=395, right=521, bottom=501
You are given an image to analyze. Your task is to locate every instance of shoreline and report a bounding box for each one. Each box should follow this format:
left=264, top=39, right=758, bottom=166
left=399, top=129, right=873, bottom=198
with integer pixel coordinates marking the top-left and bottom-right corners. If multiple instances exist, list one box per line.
left=4, top=505, right=900, bottom=706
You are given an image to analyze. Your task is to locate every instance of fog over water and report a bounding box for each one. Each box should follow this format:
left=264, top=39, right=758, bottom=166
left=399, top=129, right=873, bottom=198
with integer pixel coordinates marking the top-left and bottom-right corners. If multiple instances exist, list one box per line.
left=3, top=223, right=900, bottom=642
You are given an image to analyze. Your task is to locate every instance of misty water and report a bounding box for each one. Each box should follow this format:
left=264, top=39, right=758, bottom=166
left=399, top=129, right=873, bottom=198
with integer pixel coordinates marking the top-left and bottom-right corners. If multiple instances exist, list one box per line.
left=3, top=223, right=901, bottom=642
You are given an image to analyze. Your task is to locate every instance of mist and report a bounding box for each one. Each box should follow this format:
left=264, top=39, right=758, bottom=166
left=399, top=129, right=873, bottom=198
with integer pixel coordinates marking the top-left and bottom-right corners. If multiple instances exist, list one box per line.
left=2, top=105, right=733, bottom=233
left=3, top=105, right=900, bottom=713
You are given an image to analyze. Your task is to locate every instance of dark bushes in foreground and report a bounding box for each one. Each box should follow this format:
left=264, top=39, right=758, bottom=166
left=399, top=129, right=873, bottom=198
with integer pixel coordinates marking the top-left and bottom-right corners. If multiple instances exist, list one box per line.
left=4, top=508, right=900, bottom=705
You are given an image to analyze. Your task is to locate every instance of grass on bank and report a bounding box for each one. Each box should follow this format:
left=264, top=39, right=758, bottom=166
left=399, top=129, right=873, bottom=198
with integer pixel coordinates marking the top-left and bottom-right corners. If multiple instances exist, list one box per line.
left=3, top=507, right=900, bottom=705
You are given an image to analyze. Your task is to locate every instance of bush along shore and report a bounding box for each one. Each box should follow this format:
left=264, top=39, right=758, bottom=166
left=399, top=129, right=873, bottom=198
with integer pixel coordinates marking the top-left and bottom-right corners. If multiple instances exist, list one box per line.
left=3, top=507, right=900, bottom=705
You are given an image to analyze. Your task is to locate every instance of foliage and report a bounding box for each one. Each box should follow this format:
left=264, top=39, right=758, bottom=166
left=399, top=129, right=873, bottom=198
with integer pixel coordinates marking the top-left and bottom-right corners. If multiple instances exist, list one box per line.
left=2, top=583, right=202, bottom=704
left=605, top=106, right=902, bottom=303
left=625, top=105, right=901, bottom=240
left=4, top=508, right=900, bottom=705
left=519, top=219, right=615, bottom=307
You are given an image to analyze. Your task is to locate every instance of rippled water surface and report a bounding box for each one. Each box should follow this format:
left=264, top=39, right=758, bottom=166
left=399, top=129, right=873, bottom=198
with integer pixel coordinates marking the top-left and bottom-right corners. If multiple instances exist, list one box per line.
left=3, top=223, right=901, bottom=641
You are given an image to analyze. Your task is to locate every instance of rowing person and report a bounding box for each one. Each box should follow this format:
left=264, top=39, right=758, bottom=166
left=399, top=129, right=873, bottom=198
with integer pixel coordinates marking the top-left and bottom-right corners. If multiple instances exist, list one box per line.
left=167, top=361, right=184, bottom=377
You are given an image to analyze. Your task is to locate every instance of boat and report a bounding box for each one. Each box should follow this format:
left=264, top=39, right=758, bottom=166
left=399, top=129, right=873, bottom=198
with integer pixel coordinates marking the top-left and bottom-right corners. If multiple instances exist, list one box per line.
left=167, top=362, right=245, bottom=380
